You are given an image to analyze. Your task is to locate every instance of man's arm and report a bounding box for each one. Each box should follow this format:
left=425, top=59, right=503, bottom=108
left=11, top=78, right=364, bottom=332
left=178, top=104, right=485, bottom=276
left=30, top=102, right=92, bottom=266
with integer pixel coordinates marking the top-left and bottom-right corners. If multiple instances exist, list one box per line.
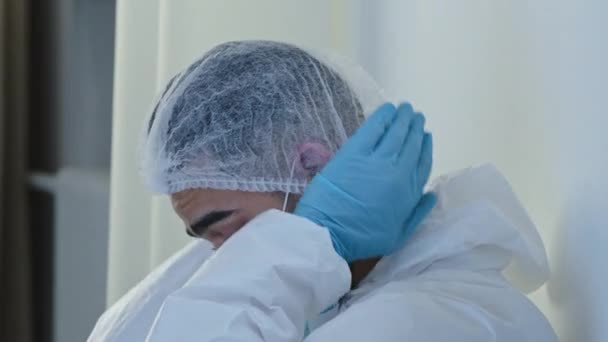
left=145, top=209, right=350, bottom=342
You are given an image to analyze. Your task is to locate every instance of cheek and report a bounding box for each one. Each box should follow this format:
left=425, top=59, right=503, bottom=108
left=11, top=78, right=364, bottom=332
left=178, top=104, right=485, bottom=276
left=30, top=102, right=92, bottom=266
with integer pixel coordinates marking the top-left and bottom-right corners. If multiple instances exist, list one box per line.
left=207, top=196, right=284, bottom=249
left=207, top=213, right=251, bottom=248
left=218, top=215, right=248, bottom=237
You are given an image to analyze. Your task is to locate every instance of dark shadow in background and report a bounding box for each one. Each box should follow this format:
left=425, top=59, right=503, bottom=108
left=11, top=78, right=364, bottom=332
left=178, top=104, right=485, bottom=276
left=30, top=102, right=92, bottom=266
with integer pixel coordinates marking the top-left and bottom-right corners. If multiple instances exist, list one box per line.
left=28, top=1, right=59, bottom=341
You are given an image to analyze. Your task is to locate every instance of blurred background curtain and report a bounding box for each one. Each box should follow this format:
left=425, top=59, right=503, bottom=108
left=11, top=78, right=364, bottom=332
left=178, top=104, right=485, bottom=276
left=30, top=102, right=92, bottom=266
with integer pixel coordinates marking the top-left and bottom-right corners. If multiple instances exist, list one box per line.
left=0, top=0, right=33, bottom=341
left=108, top=1, right=608, bottom=341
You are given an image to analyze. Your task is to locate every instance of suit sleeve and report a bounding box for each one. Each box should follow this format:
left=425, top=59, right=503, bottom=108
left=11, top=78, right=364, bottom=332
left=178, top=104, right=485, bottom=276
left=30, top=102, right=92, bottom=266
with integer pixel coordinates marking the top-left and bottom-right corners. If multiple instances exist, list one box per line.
left=145, top=209, right=351, bottom=342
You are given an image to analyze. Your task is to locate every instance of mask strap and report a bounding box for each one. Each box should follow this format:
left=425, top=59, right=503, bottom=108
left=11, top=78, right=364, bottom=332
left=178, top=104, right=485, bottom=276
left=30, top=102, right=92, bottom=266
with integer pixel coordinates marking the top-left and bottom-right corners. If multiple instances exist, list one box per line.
left=282, top=158, right=298, bottom=212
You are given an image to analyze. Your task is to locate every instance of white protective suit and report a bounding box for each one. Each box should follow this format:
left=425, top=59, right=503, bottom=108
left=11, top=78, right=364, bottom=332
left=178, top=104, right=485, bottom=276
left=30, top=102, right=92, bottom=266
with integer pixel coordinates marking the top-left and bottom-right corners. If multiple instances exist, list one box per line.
left=89, top=165, right=557, bottom=341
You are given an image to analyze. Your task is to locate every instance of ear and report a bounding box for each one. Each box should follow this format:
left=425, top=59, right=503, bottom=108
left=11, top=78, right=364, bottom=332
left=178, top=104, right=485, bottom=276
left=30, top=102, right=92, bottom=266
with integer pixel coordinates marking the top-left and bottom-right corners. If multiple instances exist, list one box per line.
left=297, top=142, right=332, bottom=178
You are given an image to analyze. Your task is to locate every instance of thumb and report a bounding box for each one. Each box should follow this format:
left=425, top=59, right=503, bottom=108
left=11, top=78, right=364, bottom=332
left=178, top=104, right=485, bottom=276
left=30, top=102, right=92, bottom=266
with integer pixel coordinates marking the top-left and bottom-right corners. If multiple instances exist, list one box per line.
left=397, top=192, right=437, bottom=247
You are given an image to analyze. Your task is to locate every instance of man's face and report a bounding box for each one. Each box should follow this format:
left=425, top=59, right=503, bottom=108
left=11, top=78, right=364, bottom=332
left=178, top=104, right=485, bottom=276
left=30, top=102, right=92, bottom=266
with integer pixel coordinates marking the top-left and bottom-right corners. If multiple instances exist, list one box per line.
left=171, top=189, right=299, bottom=249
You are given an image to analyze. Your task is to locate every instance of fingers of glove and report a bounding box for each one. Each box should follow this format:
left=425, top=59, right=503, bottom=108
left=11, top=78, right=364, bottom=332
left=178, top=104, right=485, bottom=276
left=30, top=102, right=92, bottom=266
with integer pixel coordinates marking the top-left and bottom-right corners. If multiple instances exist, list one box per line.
left=417, top=133, right=433, bottom=189
left=397, top=113, right=426, bottom=166
left=342, top=103, right=396, bottom=155
left=374, top=102, right=416, bottom=157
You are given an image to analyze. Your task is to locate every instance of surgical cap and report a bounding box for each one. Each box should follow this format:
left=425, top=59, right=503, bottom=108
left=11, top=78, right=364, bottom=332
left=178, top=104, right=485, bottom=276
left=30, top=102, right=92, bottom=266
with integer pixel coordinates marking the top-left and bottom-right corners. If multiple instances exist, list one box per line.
left=141, top=40, right=384, bottom=194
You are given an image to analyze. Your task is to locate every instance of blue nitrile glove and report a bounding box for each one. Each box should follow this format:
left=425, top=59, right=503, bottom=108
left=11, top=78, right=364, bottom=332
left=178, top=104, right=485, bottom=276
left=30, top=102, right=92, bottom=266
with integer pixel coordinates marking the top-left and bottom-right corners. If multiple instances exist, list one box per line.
left=294, top=103, right=436, bottom=262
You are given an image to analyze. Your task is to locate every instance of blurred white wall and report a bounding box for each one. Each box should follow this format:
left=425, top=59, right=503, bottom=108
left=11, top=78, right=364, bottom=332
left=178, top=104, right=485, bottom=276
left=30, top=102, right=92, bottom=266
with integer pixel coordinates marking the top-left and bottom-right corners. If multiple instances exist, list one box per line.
left=108, top=1, right=607, bottom=341
left=529, top=2, right=608, bottom=341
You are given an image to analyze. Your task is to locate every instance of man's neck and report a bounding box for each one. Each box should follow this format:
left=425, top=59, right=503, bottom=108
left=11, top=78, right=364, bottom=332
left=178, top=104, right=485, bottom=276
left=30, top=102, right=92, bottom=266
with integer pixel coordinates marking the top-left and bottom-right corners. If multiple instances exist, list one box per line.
left=349, top=257, right=382, bottom=289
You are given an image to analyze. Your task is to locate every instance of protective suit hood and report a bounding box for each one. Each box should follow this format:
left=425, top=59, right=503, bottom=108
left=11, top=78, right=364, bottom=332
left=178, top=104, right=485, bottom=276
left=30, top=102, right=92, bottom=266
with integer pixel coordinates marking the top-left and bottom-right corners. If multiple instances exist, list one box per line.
left=360, top=163, right=550, bottom=294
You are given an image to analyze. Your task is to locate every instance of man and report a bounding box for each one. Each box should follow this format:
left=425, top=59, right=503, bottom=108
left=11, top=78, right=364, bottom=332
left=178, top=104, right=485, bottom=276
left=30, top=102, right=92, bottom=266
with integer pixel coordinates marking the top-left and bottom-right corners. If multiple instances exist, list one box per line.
left=90, top=41, right=556, bottom=341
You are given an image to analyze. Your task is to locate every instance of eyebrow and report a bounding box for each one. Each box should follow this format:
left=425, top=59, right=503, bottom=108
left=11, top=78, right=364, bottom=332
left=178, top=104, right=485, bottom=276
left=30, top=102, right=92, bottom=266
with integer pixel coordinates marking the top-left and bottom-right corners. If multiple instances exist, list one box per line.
left=188, top=210, right=236, bottom=237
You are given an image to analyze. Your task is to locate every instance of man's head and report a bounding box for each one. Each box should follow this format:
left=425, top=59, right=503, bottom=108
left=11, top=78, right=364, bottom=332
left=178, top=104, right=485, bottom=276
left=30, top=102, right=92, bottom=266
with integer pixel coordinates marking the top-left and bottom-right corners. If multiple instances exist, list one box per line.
left=142, top=41, right=375, bottom=247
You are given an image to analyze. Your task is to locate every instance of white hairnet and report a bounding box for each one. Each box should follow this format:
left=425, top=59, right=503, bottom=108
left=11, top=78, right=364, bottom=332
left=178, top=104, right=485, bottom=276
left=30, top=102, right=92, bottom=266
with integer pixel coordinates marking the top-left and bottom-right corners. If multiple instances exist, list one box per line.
left=141, top=40, right=384, bottom=194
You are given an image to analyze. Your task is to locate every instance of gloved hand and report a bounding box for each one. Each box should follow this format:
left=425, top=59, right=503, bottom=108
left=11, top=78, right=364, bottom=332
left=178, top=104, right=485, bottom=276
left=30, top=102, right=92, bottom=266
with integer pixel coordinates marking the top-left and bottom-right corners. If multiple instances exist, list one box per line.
left=295, top=103, right=436, bottom=262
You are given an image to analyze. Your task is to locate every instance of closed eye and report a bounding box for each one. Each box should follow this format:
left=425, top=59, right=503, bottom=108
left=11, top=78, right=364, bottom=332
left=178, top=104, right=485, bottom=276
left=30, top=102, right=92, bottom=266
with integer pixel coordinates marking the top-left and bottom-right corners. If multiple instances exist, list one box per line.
left=188, top=210, right=236, bottom=237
